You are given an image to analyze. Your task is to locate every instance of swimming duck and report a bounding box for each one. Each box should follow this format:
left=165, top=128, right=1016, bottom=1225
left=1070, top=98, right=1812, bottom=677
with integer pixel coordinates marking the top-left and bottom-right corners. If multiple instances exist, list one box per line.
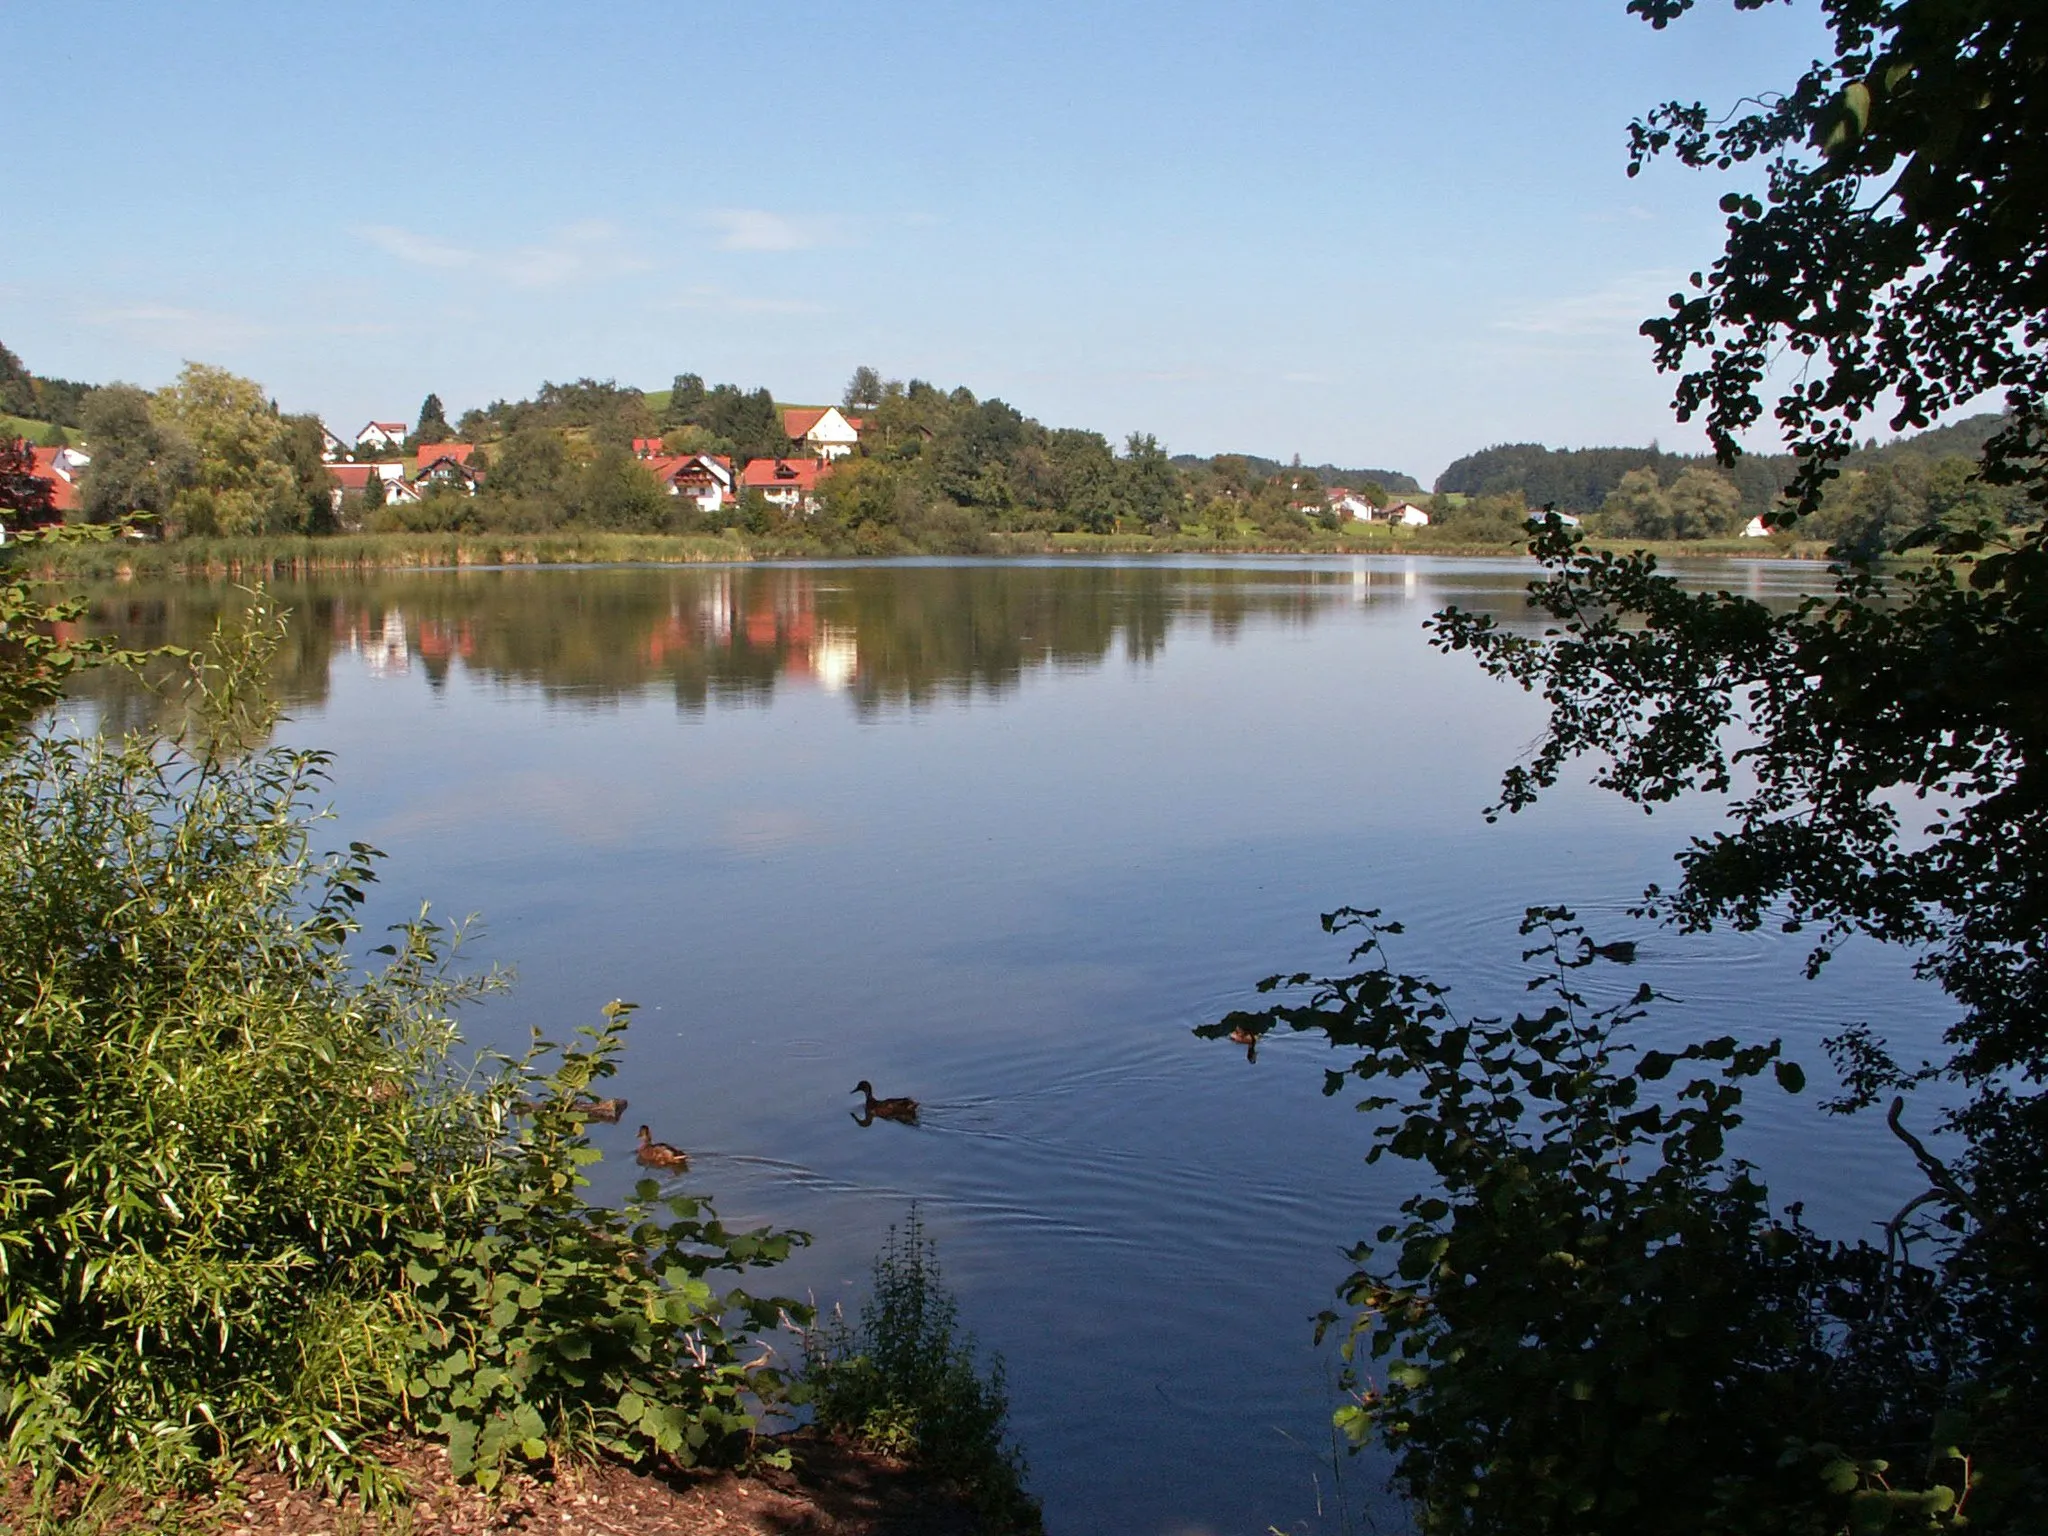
left=573, top=1095, right=628, bottom=1122
left=635, top=1125, right=690, bottom=1171
left=851, top=1081, right=919, bottom=1124
left=1228, top=1023, right=1260, bottom=1064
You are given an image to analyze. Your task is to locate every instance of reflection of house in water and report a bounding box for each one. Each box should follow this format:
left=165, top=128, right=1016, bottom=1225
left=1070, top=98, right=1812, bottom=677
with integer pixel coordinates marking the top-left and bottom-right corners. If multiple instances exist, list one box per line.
left=679, top=571, right=856, bottom=691
left=813, top=624, right=858, bottom=691
left=414, top=619, right=476, bottom=684
left=698, top=575, right=736, bottom=644
left=336, top=608, right=412, bottom=676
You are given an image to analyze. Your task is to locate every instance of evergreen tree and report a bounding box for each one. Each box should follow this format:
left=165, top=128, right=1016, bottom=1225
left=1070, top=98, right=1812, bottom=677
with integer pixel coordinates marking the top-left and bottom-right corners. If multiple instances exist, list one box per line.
left=412, top=393, right=451, bottom=447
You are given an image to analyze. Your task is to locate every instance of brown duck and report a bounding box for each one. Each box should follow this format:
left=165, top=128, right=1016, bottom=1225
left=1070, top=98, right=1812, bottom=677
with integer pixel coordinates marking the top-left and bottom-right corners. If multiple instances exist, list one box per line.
left=851, top=1081, right=919, bottom=1125
left=573, top=1095, right=628, bottom=1122
left=635, top=1125, right=690, bottom=1171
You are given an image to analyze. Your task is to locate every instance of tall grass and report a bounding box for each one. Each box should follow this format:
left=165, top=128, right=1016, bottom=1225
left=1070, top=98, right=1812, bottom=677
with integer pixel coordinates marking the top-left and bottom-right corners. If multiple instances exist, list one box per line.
left=804, top=1209, right=1039, bottom=1532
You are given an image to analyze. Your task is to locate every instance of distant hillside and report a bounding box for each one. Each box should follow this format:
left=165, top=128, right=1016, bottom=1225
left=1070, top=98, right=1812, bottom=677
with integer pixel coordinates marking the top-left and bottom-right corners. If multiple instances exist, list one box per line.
left=1, top=341, right=97, bottom=431
left=1852, top=412, right=2008, bottom=466
left=1171, top=453, right=1419, bottom=494
left=1434, top=413, right=2010, bottom=515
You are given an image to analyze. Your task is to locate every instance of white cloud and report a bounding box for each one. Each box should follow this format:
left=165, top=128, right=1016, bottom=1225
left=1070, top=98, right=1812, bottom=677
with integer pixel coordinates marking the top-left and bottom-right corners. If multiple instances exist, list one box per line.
left=353, top=220, right=652, bottom=289
left=356, top=224, right=476, bottom=269
left=704, top=208, right=841, bottom=253
left=1495, top=271, right=1685, bottom=339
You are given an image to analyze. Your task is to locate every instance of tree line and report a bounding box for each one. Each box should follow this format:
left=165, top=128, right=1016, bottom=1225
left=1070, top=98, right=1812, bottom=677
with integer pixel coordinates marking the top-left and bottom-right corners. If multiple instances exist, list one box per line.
left=12, top=337, right=2035, bottom=557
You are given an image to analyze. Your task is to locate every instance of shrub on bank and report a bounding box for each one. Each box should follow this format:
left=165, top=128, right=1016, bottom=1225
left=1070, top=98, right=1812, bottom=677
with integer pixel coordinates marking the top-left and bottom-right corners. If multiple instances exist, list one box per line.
left=805, top=1209, right=1038, bottom=1532
left=0, top=602, right=806, bottom=1502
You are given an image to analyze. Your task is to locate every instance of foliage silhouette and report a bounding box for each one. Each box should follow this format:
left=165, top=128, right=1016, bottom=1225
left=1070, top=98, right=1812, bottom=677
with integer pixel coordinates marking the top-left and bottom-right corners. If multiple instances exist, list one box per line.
left=1206, top=907, right=1975, bottom=1533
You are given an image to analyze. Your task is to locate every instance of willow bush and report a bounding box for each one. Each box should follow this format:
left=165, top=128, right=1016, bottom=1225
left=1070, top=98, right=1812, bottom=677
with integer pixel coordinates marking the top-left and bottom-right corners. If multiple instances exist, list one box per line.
left=0, top=594, right=806, bottom=1500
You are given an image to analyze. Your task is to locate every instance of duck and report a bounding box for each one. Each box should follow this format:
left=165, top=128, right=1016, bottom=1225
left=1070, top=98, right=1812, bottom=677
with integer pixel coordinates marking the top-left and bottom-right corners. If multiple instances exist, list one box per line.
left=851, top=1080, right=919, bottom=1124
left=1228, top=1023, right=1260, bottom=1064
left=573, top=1095, right=628, bottom=1122
left=635, top=1125, right=690, bottom=1171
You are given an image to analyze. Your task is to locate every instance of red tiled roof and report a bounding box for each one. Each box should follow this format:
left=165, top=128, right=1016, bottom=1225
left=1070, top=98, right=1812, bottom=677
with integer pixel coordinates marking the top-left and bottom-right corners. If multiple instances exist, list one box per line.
left=326, top=464, right=381, bottom=490
left=28, top=447, right=79, bottom=514
left=414, top=442, right=473, bottom=469
left=782, top=408, right=863, bottom=440
left=740, top=457, right=828, bottom=491
left=632, top=437, right=664, bottom=457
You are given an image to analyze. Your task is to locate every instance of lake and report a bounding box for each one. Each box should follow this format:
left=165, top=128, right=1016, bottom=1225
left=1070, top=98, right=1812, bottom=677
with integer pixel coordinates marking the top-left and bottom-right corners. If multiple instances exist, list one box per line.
left=69, top=555, right=1948, bottom=1536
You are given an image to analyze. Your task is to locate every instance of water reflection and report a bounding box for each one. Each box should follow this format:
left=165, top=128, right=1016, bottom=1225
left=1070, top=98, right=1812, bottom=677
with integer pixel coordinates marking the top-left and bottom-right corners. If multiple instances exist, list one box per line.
left=54, top=553, right=1886, bottom=1536
left=68, top=556, right=1830, bottom=733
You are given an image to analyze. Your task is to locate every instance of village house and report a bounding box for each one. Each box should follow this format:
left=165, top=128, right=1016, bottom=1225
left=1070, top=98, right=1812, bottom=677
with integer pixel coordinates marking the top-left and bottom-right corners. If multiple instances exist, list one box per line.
left=324, top=463, right=425, bottom=521
left=1741, top=515, right=1773, bottom=538
left=324, top=463, right=380, bottom=516
left=414, top=442, right=475, bottom=473
left=646, top=452, right=735, bottom=513
left=631, top=438, right=664, bottom=459
left=781, top=406, right=862, bottom=461
left=416, top=455, right=481, bottom=494
left=1326, top=487, right=1378, bottom=521
left=741, top=456, right=829, bottom=513
left=319, top=424, right=348, bottom=461
left=355, top=420, right=408, bottom=452
left=26, top=446, right=85, bottom=519
left=1385, top=501, right=1431, bottom=527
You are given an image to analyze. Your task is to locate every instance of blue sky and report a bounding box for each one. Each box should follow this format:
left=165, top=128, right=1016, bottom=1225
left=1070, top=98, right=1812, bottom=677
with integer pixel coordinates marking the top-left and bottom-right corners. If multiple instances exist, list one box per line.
left=5, top=0, right=1831, bottom=482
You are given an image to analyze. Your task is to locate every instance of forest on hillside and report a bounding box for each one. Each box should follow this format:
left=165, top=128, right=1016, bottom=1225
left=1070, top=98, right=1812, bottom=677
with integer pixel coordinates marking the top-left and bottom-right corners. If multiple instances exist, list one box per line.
left=1436, top=414, right=2009, bottom=515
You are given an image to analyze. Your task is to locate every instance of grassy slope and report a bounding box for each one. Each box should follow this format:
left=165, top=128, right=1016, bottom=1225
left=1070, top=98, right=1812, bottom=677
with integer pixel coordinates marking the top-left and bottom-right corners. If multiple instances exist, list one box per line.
left=1, top=414, right=57, bottom=444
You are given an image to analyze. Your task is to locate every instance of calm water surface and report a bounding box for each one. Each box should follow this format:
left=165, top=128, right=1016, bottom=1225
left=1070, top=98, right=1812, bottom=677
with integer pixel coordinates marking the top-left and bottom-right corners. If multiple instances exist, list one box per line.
left=73, top=556, right=1947, bottom=1536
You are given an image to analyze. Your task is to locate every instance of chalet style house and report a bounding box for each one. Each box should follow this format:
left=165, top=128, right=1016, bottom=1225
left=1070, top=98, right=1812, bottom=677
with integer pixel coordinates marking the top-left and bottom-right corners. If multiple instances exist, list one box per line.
left=354, top=420, right=407, bottom=452
left=781, top=406, right=862, bottom=460
left=741, top=456, right=828, bottom=513
left=646, top=452, right=736, bottom=512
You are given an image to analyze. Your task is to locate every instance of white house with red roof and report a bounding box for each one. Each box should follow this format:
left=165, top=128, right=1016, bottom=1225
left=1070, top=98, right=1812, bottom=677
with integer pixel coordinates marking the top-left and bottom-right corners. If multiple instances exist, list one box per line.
left=1386, top=501, right=1431, bottom=527
left=646, top=453, right=734, bottom=513
left=741, top=456, right=829, bottom=513
left=416, top=454, right=481, bottom=494
left=324, top=463, right=381, bottom=519
left=1326, top=486, right=1378, bottom=521
left=782, top=406, right=862, bottom=461
left=355, top=420, right=408, bottom=452
left=414, top=442, right=474, bottom=473
left=26, top=446, right=84, bottom=518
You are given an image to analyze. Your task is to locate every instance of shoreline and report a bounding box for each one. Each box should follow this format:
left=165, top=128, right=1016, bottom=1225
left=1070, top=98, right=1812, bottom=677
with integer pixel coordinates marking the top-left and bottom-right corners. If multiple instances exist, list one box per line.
left=13, top=529, right=1834, bottom=581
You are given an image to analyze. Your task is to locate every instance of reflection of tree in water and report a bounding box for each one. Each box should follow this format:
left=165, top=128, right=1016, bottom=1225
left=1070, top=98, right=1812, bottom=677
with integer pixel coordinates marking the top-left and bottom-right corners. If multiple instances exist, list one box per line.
left=65, top=563, right=1550, bottom=729
left=65, top=587, right=340, bottom=737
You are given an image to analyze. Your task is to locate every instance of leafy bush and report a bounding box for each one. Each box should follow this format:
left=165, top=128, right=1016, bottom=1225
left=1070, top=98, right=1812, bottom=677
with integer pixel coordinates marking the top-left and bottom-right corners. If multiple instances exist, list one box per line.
left=805, top=1209, right=1038, bottom=1531
left=0, top=600, right=806, bottom=1500
left=1208, top=907, right=1976, bottom=1535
